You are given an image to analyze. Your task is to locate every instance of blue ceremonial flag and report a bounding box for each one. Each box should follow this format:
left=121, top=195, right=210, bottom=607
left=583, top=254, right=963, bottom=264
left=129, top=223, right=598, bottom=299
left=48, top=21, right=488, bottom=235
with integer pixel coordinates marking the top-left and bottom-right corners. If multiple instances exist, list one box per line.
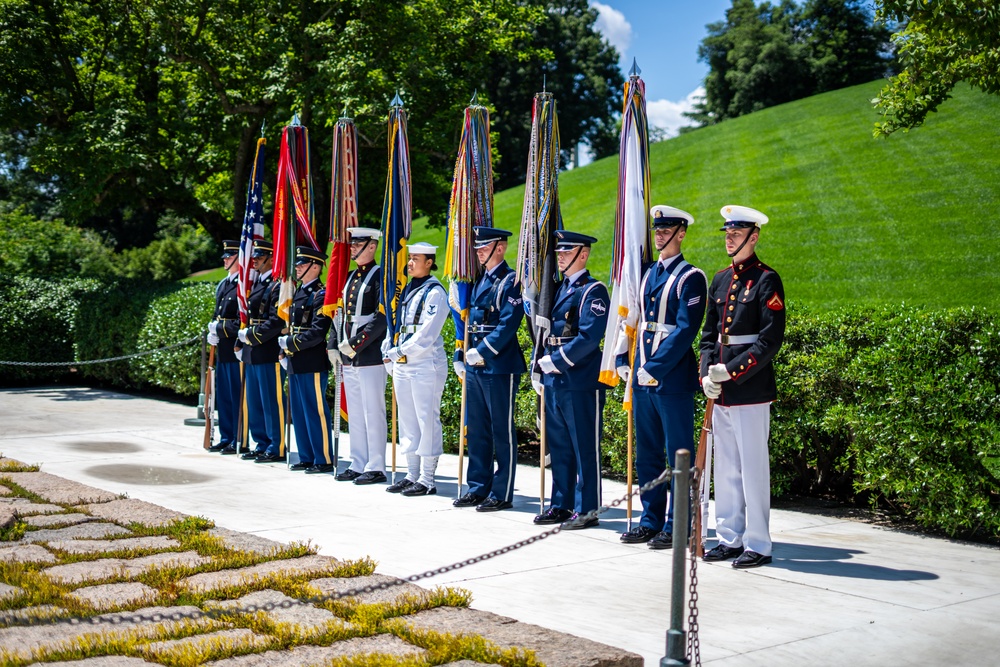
left=238, top=137, right=266, bottom=326
left=379, top=96, right=412, bottom=345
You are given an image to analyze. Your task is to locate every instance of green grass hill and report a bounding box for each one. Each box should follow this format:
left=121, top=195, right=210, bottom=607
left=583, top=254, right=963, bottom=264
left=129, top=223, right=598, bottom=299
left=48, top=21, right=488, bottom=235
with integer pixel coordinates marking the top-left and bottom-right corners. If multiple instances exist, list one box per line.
left=199, top=80, right=1000, bottom=310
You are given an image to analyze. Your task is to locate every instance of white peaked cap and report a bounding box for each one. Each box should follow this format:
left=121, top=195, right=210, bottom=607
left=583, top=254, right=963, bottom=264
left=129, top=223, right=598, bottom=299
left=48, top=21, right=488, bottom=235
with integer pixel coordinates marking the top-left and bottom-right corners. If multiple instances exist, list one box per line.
left=650, top=205, right=695, bottom=226
left=407, top=241, right=438, bottom=254
left=720, top=205, right=769, bottom=226
left=347, top=227, right=382, bottom=239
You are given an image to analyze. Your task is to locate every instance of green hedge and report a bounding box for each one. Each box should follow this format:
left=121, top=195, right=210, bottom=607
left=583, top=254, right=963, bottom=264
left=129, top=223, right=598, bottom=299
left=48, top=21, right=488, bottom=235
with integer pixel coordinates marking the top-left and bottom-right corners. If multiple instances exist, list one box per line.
left=1, top=276, right=997, bottom=538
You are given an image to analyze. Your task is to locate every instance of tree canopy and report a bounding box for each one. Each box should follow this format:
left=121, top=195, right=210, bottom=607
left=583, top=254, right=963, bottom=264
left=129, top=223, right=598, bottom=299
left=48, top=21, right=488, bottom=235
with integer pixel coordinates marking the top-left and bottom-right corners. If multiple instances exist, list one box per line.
left=0, top=0, right=624, bottom=248
left=689, top=0, right=894, bottom=125
left=872, top=0, right=1000, bottom=136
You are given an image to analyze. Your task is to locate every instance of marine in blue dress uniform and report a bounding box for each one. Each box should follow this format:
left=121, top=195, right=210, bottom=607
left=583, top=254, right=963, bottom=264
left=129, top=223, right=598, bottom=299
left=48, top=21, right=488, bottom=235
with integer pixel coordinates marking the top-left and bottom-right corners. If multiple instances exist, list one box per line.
left=207, top=240, right=242, bottom=453
left=699, top=205, right=786, bottom=569
left=617, top=206, right=707, bottom=549
left=279, top=246, right=334, bottom=474
left=453, top=227, right=526, bottom=512
left=234, top=240, right=287, bottom=463
left=532, top=230, right=611, bottom=530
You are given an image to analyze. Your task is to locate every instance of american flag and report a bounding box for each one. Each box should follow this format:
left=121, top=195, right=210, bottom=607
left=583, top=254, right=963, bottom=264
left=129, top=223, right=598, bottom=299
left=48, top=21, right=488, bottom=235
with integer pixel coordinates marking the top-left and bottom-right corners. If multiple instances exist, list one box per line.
left=237, top=138, right=266, bottom=326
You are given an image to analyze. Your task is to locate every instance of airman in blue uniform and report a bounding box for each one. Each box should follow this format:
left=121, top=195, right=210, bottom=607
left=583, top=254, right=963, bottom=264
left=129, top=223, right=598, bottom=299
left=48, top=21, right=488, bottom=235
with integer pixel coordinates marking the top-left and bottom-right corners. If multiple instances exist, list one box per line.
left=235, top=240, right=287, bottom=463
left=617, top=206, right=707, bottom=549
left=207, top=240, right=242, bottom=453
left=533, top=230, right=610, bottom=530
left=279, top=246, right=334, bottom=474
left=453, top=227, right=526, bottom=512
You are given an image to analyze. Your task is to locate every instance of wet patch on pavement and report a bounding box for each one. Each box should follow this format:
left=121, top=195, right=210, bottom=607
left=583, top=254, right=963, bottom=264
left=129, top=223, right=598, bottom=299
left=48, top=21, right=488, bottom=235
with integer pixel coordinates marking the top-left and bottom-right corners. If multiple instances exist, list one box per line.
left=84, top=465, right=215, bottom=485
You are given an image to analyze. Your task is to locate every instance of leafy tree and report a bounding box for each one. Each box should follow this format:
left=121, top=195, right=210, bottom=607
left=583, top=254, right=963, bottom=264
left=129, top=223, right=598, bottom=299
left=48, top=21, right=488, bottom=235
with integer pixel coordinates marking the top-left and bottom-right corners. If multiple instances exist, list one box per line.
left=873, top=0, right=1000, bottom=136
left=484, top=0, right=624, bottom=189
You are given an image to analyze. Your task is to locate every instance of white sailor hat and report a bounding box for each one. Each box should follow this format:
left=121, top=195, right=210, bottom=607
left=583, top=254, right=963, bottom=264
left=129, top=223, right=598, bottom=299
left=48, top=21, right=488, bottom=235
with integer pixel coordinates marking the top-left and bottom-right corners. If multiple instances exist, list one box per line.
left=406, top=241, right=438, bottom=255
left=650, top=205, right=694, bottom=228
left=347, top=227, right=382, bottom=240
left=720, top=205, right=768, bottom=231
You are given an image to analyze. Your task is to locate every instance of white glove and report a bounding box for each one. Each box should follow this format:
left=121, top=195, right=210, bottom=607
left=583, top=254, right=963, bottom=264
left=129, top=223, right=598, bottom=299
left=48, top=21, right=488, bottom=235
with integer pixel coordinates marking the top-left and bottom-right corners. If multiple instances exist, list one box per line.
left=207, top=332, right=220, bottom=346
left=237, top=329, right=249, bottom=344
left=384, top=360, right=394, bottom=377
left=279, top=357, right=288, bottom=370
left=532, top=378, right=544, bottom=396
left=327, top=349, right=339, bottom=366
left=702, top=377, right=722, bottom=399
left=708, top=363, right=730, bottom=383
left=380, top=339, right=390, bottom=357
left=636, top=367, right=657, bottom=387
left=208, top=321, right=219, bottom=336
left=278, top=335, right=289, bottom=351
left=234, top=347, right=243, bottom=362
left=338, top=338, right=356, bottom=359
left=386, top=347, right=403, bottom=362
left=453, top=361, right=466, bottom=380
left=538, top=355, right=560, bottom=374
left=465, top=347, right=484, bottom=366
left=616, top=365, right=630, bottom=382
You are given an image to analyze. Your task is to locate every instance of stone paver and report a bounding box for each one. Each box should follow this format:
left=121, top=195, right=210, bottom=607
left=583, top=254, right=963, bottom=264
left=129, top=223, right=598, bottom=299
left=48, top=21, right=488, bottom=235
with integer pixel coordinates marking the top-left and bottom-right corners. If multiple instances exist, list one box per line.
left=143, top=628, right=272, bottom=657
left=0, top=544, right=57, bottom=563
left=22, top=522, right=132, bottom=543
left=25, top=513, right=92, bottom=528
left=0, top=472, right=117, bottom=505
left=322, top=634, right=427, bottom=659
left=36, top=658, right=157, bottom=666
left=441, top=662, right=503, bottom=667
left=43, top=551, right=209, bottom=584
left=48, top=535, right=180, bottom=555
left=208, top=527, right=286, bottom=556
left=401, top=606, right=643, bottom=667
left=0, top=581, right=20, bottom=600
left=310, top=574, right=429, bottom=606
left=205, top=589, right=348, bottom=632
left=180, top=555, right=340, bottom=593
left=0, top=503, right=15, bottom=529
left=0, top=498, right=65, bottom=515
left=0, top=605, right=205, bottom=661
left=0, top=604, right=62, bottom=624
left=205, top=645, right=346, bottom=667
left=66, top=582, right=159, bottom=611
left=80, top=498, right=187, bottom=528
left=0, top=483, right=11, bottom=496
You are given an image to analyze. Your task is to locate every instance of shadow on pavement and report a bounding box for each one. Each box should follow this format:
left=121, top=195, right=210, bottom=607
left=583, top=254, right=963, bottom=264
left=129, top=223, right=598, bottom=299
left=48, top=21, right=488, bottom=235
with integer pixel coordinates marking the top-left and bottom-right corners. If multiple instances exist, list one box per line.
left=771, top=542, right=939, bottom=581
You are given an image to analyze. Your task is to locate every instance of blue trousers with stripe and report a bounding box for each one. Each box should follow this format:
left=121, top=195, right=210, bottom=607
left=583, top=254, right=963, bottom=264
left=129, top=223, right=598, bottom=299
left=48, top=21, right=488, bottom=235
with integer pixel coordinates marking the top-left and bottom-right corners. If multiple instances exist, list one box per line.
left=246, top=362, right=286, bottom=456
left=288, top=371, right=332, bottom=466
left=464, top=373, right=520, bottom=502
left=544, top=388, right=605, bottom=514
left=215, top=361, right=242, bottom=446
left=633, top=390, right=695, bottom=534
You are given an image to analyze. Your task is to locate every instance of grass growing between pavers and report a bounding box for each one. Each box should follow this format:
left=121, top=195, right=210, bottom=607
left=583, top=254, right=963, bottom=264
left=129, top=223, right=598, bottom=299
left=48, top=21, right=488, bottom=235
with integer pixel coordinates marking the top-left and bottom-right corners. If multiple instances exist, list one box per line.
left=0, top=463, right=546, bottom=667
left=0, top=519, right=27, bottom=542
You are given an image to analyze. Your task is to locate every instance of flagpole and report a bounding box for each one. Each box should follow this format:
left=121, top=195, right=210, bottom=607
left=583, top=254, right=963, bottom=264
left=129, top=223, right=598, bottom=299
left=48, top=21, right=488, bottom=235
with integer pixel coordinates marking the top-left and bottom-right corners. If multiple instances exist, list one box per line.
left=457, top=326, right=470, bottom=497
left=391, top=385, right=397, bottom=482
left=539, top=386, right=546, bottom=510
left=203, top=345, right=216, bottom=449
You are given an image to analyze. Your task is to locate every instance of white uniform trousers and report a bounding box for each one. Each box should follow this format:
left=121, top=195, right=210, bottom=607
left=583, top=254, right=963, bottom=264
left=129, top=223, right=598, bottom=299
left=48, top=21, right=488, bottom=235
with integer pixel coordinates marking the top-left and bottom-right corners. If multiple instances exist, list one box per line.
left=712, top=402, right=772, bottom=556
left=393, top=353, right=447, bottom=459
left=342, top=364, right=388, bottom=473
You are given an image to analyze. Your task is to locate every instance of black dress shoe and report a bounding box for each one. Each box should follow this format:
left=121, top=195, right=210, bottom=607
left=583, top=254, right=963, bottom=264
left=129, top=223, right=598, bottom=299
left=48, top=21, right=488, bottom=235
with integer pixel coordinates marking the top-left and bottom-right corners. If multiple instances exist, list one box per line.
left=289, top=462, right=313, bottom=471
left=354, top=471, right=387, bottom=485
left=335, top=469, right=362, bottom=482
left=208, top=442, right=229, bottom=452
left=254, top=453, right=286, bottom=464
left=732, top=550, right=772, bottom=569
left=703, top=544, right=745, bottom=562
left=648, top=531, right=673, bottom=550
left=241, top=450, right=265, bottom=460
left=476, top=497, right=513, bottom=512
left=220, top=445, right=238, bottom=455
left=561, top=512, right=599, bottom=530
left=620, top=525, right=658, bottom=544
left=453, top=492, right=486, bottom=508
left=401, top=482, right=437, bottom=497
left=533, top=507, right=573, bottom=525
left=386, top=478, right=414, bottom=493
left=305, top=464, right=335, bottom=474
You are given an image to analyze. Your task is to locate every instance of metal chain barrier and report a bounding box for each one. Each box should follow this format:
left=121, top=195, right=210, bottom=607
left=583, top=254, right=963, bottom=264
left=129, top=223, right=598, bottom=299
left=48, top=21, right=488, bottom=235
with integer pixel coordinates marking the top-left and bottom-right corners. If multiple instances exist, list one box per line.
left=0, top=336, right=201, bottom=368
left=687, top=466, right=703, bottom=667
left=9, top=468, right=676, bottom=630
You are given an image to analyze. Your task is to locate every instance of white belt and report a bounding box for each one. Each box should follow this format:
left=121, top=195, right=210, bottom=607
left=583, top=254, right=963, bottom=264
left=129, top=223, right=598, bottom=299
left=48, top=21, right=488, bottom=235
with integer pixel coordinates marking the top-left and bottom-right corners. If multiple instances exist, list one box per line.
left=348, top=314, right=375, bottom=325
left=719, top=334, right=759, bottom=345
left=641, top=322, right=677, bottom=334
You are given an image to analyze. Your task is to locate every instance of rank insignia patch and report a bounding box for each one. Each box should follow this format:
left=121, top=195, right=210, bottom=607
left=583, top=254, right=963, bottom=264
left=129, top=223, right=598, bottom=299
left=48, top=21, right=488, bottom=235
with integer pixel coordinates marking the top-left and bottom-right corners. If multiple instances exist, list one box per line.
left=767, top=293, right=784, bottom=311
left=591, top=300, right=607, bottom=317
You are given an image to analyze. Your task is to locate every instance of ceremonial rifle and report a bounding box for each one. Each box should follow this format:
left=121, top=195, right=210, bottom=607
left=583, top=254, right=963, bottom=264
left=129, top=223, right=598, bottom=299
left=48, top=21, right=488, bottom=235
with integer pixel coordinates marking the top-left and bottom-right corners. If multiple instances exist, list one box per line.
left=693, top=397, right=715, bottom=559
left=202, top=345, right=216, bottom=449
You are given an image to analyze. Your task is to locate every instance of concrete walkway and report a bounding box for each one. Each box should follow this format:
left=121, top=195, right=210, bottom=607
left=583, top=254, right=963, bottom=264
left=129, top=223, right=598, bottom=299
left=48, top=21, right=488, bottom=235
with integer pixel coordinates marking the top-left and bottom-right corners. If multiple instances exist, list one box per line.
left=1, top=385, right=998, bottom=666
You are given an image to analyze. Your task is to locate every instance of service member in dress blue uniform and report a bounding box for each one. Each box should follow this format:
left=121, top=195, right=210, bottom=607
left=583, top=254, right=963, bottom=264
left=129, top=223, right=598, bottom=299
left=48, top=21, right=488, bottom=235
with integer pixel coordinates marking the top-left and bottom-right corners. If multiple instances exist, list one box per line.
left=234, top=240, right=287, bottom=463
left=453, top=227, right=526, bottom=512
left=699, top=205, right=786, bottom=569
left=533, top=230, right=611, bottom=530
left=279, top=246, right=335, bottom=474
left=207, top=240, right=243, bottom=453
left=329, top=227, right=389, bottom=485
left=382, top=242, right=450, bottom=497
left=617, top=206, right=707, bottom=549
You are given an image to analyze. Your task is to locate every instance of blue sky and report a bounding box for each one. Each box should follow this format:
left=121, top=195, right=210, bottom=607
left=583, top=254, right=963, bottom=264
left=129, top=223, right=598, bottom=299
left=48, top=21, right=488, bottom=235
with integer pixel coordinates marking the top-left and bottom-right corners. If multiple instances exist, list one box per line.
left=590, top=0, right=733, bottom=135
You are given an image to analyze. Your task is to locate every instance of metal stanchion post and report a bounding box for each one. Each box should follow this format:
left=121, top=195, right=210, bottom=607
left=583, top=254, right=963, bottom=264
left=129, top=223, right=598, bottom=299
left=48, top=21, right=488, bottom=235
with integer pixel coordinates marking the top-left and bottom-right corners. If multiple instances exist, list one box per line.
left=662, top=448, right=691, bottom=667
left=185, top=332, right=208, bottom=426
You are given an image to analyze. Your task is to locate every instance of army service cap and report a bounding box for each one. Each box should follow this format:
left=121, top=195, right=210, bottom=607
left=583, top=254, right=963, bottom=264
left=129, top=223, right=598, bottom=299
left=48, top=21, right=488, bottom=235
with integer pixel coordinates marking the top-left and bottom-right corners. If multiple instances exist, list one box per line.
left=295, top=245, right=327, bottom=265
left=221, top=239, right=239, bottom=258
left=252, top=240, right=273, bottom=257
left=720, top=205, right=768, bottom=231
left=650, top=205, right=694, bottom=228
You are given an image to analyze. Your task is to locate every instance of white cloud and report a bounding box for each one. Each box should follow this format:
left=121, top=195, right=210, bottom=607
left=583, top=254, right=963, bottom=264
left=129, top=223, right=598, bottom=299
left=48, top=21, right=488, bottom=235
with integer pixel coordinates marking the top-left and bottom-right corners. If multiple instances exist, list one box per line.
left=646, top=87, right=705, bottom=138
left=591, top=2, right=632, bottom=56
